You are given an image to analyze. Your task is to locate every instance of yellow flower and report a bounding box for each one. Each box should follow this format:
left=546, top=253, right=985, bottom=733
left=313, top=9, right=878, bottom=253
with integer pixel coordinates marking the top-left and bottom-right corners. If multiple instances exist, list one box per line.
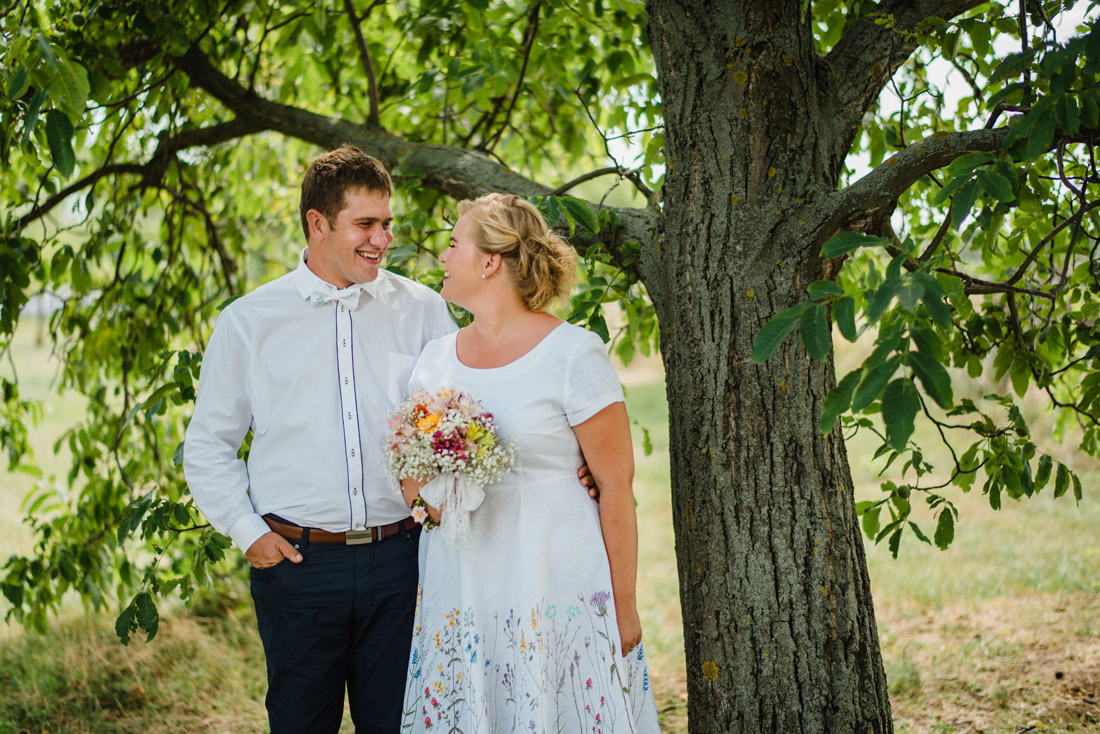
left=520, top=633, right=527, bottom=652
left=417, top=413, right=440, bottom=433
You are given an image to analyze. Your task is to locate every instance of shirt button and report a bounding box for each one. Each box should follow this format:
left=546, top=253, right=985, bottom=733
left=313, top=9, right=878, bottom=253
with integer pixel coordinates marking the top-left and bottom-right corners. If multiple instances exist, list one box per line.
left=344, top=377, right=349, bottom=384
left=341, top=305, right=345, bottom=312
left=351, top=449, right=357, bottom=457
left=347, top=412, right=352, bottom=420
left=342, top=338, right=347, bottom=347
left=353, top=489, right=359, bottom=495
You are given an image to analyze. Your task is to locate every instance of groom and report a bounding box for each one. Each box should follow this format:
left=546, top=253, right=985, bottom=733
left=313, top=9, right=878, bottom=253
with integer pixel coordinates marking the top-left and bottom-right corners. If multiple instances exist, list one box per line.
left=183, top=146, right=457, bottom=733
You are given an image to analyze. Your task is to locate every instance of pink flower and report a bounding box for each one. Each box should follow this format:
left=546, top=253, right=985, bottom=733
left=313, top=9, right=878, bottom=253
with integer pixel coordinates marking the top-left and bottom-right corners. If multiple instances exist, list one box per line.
left=425, top=715, right=432, bottom=726
left=431, top=697, right=438, bottom=707
left=585, top=677, right=592, bottom=688
left=425, top=686, right=430, bottom=695
left=596, top=713, right=601, bottom=723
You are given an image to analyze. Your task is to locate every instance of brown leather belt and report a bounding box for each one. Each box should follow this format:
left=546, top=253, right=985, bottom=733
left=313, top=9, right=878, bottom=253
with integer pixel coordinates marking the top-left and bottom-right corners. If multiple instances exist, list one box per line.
left=264, top=516, right=417, bottom=546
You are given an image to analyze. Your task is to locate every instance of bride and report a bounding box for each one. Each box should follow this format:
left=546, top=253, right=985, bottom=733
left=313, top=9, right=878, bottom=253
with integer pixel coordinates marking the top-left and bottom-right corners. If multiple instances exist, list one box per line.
left=398, top=193, right=661, bottom=733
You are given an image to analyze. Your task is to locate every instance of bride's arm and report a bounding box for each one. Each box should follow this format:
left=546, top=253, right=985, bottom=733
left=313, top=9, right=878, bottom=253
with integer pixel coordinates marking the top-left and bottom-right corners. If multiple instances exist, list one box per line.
left=401, top=477, right=441, bottom=522
left=572, top=401, right=642, bottom=656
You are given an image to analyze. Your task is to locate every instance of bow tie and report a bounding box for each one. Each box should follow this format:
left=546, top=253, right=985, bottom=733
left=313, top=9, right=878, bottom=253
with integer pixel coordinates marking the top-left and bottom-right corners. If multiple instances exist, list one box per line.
left=310, top=285, right=363, bottom=310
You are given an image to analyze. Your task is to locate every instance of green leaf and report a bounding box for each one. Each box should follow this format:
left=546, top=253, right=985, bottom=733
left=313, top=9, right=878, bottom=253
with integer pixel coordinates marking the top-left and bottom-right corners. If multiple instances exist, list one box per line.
left=560, top=197, right=599, bottom=234
left=852, top=355, right=901, bottom=412
left=1062, top=94, right=1080, bottom=135
left=807, top=280, right=844, bottom=300
left=947, top=151, right=995, bottom=174
left=750, top=303, right=812, bottom=364
left=985, top=81, right=1027, bottom=108
left=47, top=57, right=90, bottom=124
left=588, top=310, right=609, bottom=342
left=933, top=508, right=954, bottom=550
left=882, top=378, right=920, bottom=451
left=834, top=296, right=857, bottom=341
left=6, top=67, right=29, bottom=102
left=1082, top=93, right=1099, bottom=129
left=1009, top=358, right=1030, bottom=398
left=1054, top=462, right=1069, bottom=498
left=819, top=369, right=861, bottom=435
left=862, top=505, right=881, bottom=540
left=820, top=231, right=889, bottom=258
left=908, top=349, right=953, bottom=408
left=908, top=520, right=931, bottom=544
left=951, top=179, right=980, bottom=229
left=912, top=273, right=951, bottom=328
left=910, top=322, right=944, bottom=362
left=22, top=88, right=47, bottom=145
left=798, top=303, right=831, bottom=361
left=866, top=278, right=899, bottom=324
left=45, top=109, right=76, bottom=177
left=977, top=168, right=1014, bottom=203
left=932, top=171, right=974, bottom=205
left=135, top=591, right=159, bottom=642
left=1026, top=109, right=1056, bottom=160
left=895, top=276, right=924, bottom=311
left=1034, top=453, right=1052, bottom=492
left=537, top=196, right=561, bottom=228
left=115, top=602, right=137, bottom=645
left=888, top=528, right=902, bottom=559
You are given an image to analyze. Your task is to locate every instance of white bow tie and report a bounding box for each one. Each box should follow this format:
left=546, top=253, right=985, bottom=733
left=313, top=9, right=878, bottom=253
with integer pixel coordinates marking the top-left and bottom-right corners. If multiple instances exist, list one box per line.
left=310, top=285, right=363, bottom=310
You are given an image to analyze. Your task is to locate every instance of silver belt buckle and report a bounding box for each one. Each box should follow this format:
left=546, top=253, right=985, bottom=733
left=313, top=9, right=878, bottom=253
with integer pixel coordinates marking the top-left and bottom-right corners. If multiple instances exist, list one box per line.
left=345, top=529, right=373, bottom=546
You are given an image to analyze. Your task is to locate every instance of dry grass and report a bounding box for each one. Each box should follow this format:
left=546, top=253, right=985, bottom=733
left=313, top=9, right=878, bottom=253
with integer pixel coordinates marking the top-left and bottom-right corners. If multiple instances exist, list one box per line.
left=880, top=593, right=1100, bottom=733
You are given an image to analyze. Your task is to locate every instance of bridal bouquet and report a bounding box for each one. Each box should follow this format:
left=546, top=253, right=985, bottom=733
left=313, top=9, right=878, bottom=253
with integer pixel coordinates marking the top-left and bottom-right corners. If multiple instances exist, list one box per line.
left=384, top=387, right=515, bottom=546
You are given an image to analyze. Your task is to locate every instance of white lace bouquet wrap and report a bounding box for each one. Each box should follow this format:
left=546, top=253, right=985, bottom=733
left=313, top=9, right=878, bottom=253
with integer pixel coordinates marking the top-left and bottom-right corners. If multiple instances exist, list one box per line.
left=384, top=387, right=515, bottom=547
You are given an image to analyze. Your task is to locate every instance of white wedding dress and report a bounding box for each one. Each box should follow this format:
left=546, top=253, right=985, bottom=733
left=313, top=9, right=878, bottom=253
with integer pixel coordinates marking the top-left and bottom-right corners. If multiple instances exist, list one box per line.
left=400, top=322, right=661, bottom=734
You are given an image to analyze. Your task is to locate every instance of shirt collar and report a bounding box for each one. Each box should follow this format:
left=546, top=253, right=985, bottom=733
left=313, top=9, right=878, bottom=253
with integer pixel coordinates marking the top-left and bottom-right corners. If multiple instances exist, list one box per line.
left=293, top=248, right=388, bottom=308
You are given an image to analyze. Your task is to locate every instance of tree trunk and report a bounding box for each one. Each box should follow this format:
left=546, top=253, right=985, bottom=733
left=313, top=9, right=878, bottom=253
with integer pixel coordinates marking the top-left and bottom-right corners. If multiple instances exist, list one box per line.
left=642, top=1, right=893, bottom=731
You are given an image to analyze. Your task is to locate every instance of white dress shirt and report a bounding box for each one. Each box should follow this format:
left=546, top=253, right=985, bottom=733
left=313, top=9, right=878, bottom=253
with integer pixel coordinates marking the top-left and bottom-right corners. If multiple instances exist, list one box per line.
left=183, top=252, right=457, bottom=554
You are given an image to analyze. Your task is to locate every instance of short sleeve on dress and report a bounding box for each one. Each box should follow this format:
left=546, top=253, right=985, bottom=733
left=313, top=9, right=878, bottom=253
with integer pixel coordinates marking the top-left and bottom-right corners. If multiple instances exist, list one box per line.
left=563, top=328, right=625, bottom=426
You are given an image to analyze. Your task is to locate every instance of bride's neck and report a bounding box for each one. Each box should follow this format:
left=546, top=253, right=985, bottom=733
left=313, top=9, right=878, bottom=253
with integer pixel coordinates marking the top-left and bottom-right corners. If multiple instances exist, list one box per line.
left=467, top=306, right=536, bottom=340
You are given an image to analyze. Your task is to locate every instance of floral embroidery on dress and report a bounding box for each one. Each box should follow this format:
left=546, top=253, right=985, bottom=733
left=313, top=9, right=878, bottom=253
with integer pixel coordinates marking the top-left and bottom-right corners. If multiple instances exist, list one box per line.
left=402, top=591, right=653, bottom=733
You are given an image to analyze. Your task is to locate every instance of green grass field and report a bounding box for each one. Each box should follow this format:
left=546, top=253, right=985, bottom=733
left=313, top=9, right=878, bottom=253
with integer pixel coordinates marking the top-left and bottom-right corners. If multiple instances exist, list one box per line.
left=2, top=319, right=1098, bottom=733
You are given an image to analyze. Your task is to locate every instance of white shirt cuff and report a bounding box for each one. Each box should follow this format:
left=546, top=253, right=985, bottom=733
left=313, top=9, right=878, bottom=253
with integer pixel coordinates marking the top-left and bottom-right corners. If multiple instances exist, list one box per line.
left=229, top=513, right=274, bottom=555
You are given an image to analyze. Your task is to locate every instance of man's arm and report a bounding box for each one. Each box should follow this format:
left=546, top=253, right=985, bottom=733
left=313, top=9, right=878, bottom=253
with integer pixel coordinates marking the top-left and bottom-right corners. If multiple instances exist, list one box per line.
left=183, top=312, right=293, bottom=565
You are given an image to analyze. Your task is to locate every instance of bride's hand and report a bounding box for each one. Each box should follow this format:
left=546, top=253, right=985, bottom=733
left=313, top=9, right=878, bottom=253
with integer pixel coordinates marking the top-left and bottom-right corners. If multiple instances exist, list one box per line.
left=401, top=476, right=442, bottom=522
left=616, top=603, right=643, bottom=657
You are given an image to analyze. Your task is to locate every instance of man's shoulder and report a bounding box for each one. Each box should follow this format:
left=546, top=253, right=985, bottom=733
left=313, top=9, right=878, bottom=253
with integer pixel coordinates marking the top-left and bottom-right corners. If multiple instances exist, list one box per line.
left=224, top=271, right=298, bottom=311
left=216, top=271, right=299, bottom=328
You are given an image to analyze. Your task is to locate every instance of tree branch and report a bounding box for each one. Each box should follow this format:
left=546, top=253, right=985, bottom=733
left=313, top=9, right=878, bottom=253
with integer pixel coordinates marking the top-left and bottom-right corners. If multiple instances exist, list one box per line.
left=343, top=0, right=382, bottom=129
left=822, top=0, right=987, bottom=169
left=11, top=119, right=263, bottom=232
left=817, top=127, right=1009, bottom=249
left=482, top=1, right=540, bottom=152
left=175, top=46, right=656, bottom=266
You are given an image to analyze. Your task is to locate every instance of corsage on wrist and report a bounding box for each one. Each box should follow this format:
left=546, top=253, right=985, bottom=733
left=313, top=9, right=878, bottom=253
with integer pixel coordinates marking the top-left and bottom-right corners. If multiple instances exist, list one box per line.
left=409, top=497, right=439, bottom=531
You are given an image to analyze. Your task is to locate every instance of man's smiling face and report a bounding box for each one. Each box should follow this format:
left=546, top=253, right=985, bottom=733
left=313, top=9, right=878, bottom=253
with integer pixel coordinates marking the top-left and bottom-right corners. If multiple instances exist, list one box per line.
left=306, top=187, right=394, bottom=287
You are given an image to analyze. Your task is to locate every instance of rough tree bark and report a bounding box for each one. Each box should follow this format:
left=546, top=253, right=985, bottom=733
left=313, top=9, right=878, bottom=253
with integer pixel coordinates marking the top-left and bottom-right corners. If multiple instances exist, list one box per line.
left=641, top=1, right=895, bottom=731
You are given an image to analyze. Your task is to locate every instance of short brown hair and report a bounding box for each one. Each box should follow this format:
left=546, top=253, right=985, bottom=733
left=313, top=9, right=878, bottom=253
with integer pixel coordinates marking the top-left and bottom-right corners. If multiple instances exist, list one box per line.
left=457, top=193, right=577, bottom=312
left=299, top=146, right=394, bottom=240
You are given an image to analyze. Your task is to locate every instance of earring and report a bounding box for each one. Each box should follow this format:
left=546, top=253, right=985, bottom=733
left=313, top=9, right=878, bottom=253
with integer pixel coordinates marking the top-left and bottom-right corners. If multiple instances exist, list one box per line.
left=481, top=274, right=487, bottom=279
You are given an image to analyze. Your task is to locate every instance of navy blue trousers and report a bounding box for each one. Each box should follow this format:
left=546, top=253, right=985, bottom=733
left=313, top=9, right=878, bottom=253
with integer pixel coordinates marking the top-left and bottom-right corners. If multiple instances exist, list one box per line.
left=250, top=525, right=420, bottom=734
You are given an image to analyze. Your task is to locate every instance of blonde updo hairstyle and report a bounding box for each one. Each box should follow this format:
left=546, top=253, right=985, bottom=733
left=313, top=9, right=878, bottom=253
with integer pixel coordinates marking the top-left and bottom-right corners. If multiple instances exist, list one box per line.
left=457, top=193, right=578, bottom=312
